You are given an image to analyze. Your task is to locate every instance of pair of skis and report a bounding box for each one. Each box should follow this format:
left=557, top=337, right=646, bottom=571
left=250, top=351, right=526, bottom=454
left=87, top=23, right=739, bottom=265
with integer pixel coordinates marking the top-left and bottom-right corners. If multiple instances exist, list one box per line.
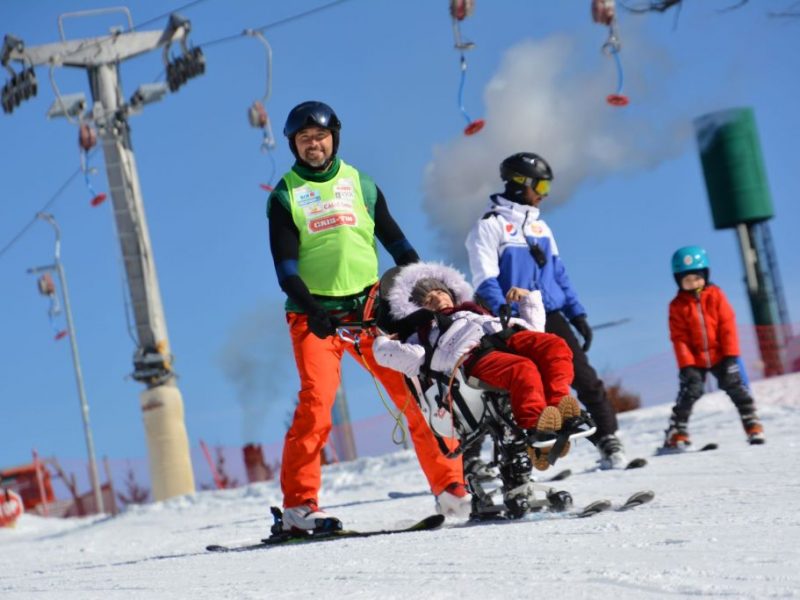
left=572, top=489, right=654, bottom=518
left=205, top=490, right=655, bottom=553
left=462, top=489, right=655, bottom=524
left=544, top=455, right=648, bottom=478
left=386, top=455, right=648, bottom=499
left=654, top=442, right=718, bottom=456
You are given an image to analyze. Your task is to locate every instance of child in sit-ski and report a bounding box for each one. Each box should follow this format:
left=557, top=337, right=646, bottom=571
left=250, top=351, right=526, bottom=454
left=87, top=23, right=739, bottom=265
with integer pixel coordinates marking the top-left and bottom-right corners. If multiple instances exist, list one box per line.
left=372, top=261, right=583, bottom=470
left=664, top=246, right=765, bottom=450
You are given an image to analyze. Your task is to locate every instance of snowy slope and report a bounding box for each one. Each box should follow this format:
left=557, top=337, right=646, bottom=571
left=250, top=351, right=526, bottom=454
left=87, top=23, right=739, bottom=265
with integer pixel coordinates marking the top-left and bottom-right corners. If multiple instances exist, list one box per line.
left=2, top=373, right=800, bottom=600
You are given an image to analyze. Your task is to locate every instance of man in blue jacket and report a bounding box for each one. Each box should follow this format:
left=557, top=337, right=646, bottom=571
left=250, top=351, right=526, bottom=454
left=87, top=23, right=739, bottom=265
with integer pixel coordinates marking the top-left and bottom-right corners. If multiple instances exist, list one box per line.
left=465, top=152, right=627, bottom=469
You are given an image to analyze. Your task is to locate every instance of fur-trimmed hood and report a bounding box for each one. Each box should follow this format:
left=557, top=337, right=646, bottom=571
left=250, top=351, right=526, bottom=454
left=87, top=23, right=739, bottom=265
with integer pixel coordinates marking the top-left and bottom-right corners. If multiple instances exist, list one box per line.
left=386, top=262, right=474, bottom=320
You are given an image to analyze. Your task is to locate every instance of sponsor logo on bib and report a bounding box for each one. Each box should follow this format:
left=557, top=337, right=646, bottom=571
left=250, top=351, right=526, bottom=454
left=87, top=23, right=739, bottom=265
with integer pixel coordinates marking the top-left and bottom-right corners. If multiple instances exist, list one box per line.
left=308, top=213, right=357, bottom=233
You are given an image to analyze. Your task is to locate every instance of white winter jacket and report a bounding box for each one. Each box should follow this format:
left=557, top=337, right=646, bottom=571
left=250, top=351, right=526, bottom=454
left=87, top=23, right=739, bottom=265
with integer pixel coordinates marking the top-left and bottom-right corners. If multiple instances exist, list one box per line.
left=372, top=262, right=546, bottom=378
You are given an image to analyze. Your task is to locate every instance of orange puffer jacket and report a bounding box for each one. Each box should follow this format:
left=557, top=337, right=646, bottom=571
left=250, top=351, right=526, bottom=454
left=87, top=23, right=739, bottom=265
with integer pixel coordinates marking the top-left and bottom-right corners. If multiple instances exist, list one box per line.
left=668, top=284, right=740, bottom=369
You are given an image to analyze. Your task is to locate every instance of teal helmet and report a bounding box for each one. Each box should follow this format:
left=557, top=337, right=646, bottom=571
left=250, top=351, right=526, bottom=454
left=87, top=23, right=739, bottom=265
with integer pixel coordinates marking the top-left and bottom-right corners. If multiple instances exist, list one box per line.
left=672, top=245, right=709, bottom=285
left=672, top=246, right=709, bottom=274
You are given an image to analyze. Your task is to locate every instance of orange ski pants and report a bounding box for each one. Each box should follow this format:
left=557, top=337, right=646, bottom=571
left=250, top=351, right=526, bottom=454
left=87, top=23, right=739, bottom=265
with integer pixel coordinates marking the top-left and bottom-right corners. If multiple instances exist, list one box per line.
left=281, top=312, right=463, bottom=508
left=468, top=330, right=574, bottom=430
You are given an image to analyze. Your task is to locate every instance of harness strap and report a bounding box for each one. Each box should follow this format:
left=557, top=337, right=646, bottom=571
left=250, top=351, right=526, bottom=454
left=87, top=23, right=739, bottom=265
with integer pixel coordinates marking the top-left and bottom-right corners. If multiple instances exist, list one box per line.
left=447, top=378, right=481, bottom=432
left=360, top=281, right=380, bottom=326
left=420, top=312, right=455, bottom=376
left=461, top=325, right=525, bottom=375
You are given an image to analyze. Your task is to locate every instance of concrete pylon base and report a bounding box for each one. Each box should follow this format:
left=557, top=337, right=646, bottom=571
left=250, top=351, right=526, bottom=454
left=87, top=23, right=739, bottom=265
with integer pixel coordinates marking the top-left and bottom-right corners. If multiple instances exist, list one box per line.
left=140, top=385, right=196, bottom=501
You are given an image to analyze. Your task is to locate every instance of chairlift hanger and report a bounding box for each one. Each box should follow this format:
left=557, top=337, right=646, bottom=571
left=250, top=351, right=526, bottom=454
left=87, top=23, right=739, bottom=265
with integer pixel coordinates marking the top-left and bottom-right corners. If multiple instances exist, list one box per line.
left=244, top=29, right=277, bottom=192
left=593, top=1, right=629, bottom=106
left=449, top=0, right=484, bottom=135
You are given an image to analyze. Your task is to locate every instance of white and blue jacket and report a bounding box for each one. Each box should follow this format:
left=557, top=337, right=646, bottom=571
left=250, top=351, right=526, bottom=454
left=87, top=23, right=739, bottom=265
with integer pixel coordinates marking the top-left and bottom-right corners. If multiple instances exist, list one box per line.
left=465, top=194, right=586, bottom=320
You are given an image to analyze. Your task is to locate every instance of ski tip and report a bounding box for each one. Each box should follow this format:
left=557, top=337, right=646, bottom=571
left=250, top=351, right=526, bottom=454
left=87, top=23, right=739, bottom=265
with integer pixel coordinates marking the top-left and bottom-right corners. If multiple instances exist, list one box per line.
left=654, top=446, right=685, bottom=456
left=625, top=457, right=648, bottom=470
left=424, top=514, right=446, bottom=529
left=656, top=442, right=718, bottom=456
left=548, top=468, right=572, bottom=481
left=577, top=499, right=612, bottom=517
left=206, top=544, right=229, bottom=552
left=629, top=489, right=656, bottom=503
left=616, top=489, right=655, bottom=511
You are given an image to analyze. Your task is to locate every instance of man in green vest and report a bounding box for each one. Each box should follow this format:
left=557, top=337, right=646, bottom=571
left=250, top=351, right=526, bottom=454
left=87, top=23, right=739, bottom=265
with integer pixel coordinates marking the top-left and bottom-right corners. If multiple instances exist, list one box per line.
left=267, top=101, right=468, bottom=533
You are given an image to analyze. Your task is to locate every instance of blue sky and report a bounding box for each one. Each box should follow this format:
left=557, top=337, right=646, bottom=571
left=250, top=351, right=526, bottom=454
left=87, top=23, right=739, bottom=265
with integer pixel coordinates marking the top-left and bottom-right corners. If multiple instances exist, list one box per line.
left=1, top=0, right=798, bottom=469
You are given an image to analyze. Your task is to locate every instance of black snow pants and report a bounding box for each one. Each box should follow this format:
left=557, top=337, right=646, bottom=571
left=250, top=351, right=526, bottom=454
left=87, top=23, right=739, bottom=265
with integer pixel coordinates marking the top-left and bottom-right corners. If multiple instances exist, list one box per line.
left=545, top=311, right=618, bottom=442
left=671, top=357, right=756, bottom=424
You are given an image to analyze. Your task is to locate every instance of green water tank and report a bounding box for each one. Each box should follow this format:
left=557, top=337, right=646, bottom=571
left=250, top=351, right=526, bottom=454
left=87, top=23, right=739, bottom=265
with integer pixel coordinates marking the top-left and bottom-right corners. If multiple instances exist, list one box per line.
left=694, top=107, right=774, bottom=230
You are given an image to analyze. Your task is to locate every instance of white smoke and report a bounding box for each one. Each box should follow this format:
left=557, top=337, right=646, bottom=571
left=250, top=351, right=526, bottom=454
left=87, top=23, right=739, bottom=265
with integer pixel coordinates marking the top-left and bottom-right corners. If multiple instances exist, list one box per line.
left=422, top=34, right=692, bottom=263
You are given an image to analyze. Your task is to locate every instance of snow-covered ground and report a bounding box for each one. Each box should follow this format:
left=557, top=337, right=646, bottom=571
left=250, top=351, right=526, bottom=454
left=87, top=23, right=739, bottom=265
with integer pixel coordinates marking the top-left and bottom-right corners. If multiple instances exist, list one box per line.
left=3, top=373, right=800, bottom=599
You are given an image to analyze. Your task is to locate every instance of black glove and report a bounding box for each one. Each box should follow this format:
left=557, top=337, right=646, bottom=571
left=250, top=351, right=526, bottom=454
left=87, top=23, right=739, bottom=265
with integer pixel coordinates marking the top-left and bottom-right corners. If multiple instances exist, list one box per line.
left=395, top=308, right=436, bottom=341
left=307, top=309, right=341, bottom=339
left=570, top=314, right=593, bottom=352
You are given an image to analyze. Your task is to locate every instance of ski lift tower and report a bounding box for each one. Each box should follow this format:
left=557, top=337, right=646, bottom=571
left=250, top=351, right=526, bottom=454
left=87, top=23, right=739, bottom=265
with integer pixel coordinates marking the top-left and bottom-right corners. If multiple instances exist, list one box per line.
left=2, top=8, right=206, bottom=500
left=694, top=107, right=793, bottom=377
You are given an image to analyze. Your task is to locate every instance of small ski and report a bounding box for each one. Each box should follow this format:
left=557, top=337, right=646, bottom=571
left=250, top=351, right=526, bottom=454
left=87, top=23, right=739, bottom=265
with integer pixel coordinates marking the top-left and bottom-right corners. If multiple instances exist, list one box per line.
left=575, top=457, right=648, bottom=476
left=388, top=468, right=571, bottom=500
left=574, top=499, right=612, bottom=518
left=615, top=489, right=655, bottom=511
left=574, top=489, right=655, bottom=517
left=625, top=457, right=648, bottom=470
left=654, top=442, right=718, bottom=456
left=206, top=514, right=445, bottom=552
left=546, top=468, right=572, bottom=481
left=463, top=490, right=654, bottom=525
left=387, top=490, right=428, bottom=500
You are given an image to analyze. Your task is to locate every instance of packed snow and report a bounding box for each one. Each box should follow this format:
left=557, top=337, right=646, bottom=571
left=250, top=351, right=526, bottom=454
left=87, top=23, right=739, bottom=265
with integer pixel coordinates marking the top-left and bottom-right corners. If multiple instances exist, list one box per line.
left=2, top=373, right=799, bottom=599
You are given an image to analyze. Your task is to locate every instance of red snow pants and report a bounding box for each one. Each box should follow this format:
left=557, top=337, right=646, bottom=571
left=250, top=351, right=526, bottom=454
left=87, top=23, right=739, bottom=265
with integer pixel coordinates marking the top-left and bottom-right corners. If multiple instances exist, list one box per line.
left=281, top=312, right=463, bottom=508
left=467, top=330, right=574, bottom=430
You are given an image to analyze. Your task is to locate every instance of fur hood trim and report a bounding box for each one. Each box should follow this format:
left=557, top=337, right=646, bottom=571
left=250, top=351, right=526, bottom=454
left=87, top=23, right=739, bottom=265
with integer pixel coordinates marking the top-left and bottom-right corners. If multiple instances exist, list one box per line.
left=386, top=262, right=474, bottom=320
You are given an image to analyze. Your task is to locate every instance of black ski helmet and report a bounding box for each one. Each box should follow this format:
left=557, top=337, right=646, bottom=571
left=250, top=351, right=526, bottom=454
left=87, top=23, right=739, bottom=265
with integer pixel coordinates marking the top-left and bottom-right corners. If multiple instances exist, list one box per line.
left=283, top=100, right=342, bottom=159
left=500, top=152, right=553, bottom=187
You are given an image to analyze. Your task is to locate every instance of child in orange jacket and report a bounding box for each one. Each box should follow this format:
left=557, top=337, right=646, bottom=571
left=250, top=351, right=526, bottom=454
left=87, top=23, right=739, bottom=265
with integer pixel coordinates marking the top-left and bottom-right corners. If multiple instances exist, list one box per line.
left=663, top=246, right=765, bottom=450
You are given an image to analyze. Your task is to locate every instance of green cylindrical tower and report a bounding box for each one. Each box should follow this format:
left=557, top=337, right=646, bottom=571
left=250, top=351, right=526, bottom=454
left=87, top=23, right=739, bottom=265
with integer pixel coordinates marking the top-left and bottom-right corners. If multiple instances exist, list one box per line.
left=695, top=107, right=774, bottom=230
left=694, top=107, right=791, bottom=376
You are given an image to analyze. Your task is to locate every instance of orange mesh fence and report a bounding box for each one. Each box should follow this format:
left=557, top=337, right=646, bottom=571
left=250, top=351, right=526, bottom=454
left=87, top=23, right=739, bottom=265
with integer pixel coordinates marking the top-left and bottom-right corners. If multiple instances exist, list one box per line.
left=25, top=323, right=797, bottom=511
left=605, top=322, right=798, bottom=405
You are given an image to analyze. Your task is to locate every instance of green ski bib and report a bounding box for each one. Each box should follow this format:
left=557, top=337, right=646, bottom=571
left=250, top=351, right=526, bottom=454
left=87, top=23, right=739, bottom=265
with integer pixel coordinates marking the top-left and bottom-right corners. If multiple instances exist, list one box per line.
left=284, top=162, right=378, bottom=296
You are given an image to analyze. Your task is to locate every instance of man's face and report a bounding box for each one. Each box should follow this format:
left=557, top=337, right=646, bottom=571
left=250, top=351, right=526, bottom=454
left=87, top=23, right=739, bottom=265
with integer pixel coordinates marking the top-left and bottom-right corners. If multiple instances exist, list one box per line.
left=422, top=289, right=454, bottom=311
left=294, top=126, right=333, bottom=167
